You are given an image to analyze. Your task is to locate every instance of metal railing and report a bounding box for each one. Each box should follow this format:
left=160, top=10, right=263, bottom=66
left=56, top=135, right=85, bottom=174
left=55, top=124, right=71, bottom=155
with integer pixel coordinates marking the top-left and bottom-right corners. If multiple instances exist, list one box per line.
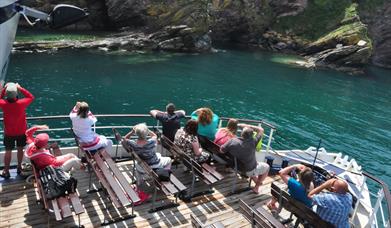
left=0, top=113, right=277, bottom=152
left=363, top=172, right=391, bottom=228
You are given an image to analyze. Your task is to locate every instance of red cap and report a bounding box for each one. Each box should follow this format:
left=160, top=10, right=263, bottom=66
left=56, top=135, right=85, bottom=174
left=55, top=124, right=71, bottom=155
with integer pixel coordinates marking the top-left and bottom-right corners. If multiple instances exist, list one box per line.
left=34, top=133, right=49, bottom=148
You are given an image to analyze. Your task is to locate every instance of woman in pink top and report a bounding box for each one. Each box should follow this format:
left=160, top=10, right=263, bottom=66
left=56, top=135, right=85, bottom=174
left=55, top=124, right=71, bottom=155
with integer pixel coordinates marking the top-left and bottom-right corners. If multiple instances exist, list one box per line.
left=214, top=119, right=238, bottom=146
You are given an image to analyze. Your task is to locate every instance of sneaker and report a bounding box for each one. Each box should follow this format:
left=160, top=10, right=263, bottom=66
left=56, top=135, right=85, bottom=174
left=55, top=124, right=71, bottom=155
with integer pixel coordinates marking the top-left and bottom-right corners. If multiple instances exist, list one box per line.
left=0, top=171, right=11, bottom=179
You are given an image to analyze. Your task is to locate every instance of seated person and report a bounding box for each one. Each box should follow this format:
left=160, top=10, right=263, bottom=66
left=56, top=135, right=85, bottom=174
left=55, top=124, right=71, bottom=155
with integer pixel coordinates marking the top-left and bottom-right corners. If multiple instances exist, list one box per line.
left=214, top=118, right=238, bottom=146
left=267, top=164, right=314, bottom=210
left=150, top=103, right=185, bottom=142
left=70, top=101, right=113, bottom=155
left=125, top=123, right=171, bottom=169
left=221, top=124, right=269, bottom=193
left=191, top=107, right=219, bottom=140
left=308, top=178, right=352, bottom=228
left=25, top=125, right=83, bottom=171
left=174, top=119, right=211, bottom=164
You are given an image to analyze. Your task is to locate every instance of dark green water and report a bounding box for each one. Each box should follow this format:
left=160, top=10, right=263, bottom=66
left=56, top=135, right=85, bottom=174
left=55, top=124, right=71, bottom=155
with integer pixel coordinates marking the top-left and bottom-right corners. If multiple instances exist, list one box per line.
left=6, top=49, right=391, bottom=187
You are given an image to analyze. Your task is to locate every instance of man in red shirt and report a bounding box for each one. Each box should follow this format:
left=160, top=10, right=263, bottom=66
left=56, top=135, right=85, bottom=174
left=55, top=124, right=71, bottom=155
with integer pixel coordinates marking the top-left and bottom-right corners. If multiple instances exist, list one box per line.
left=0, top=82, right=34, bottom=179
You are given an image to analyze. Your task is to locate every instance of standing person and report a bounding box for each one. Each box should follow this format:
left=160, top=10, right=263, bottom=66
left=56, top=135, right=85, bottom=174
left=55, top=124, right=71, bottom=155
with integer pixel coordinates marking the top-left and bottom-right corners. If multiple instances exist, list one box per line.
left=191, top=107, right=219, bottom=140
left=150, top=103, right=186, bottom=142
left=220, top=124, right=269, bottom=193
left=24, top=125, right=83, bottom=171
left=0, top=82, right=34, bottom=179
left=174, top=119, right=211, bottom=163
left=125, top=123, right=171, bottom=169
left=214, top=118, right=238, bottom=146
left=70, top=101, right=113, bottom=155
left=308, top=178, right=352, bottom=228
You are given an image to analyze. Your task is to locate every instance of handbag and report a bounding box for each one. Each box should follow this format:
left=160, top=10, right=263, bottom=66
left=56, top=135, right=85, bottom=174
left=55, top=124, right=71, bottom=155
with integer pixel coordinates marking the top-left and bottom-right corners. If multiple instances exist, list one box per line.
left=40, top=166, right=78, bottom=199
left=154, top=168, right=171, bottom=182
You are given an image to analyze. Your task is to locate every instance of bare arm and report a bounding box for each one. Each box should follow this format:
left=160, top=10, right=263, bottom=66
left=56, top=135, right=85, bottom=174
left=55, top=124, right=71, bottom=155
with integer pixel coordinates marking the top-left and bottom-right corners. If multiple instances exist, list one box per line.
left=192, top=139, right=202, bottom=156
left=279, top=164, right=305, bottom=183
left=148, top=129, right=157, bottom=140
left=125, top=129, right=135, bottom=139
left=175, top=110, right=186, bottom=116
left=308, top=178, right=335, bottom=199
left=150, top=109, right=162, bottom=118
left=238, top=123, right=264, bottom=137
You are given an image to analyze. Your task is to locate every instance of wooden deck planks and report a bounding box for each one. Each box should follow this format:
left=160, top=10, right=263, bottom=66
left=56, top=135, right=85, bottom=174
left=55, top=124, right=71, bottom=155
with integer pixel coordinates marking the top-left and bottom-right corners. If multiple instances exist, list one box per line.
left=0, top=160, right=282, bottom=228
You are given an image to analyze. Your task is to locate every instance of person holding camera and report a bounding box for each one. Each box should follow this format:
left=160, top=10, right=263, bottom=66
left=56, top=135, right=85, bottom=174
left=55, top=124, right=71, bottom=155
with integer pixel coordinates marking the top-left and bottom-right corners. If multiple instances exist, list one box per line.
left=70, top=101, right=113, bottom=155
left=221, top=123, right=269, bottom=194
left=24, top=125, right=83, bottom=172
left=150, top=103, right=185, bottom=142
left=308, top=178, right=352, bottom=228
left=267, top=164, right=314, bottom=210
left=125, top=123, right=171, bottom=169
left=0, top=82, right=34, bottom=179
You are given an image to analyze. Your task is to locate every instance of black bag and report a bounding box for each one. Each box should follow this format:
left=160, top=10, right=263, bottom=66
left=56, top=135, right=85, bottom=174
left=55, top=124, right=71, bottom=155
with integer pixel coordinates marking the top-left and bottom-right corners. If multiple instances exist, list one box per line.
left=154, top=168, right=171, bottom=182
left=39, top=166, right=78, bottom=200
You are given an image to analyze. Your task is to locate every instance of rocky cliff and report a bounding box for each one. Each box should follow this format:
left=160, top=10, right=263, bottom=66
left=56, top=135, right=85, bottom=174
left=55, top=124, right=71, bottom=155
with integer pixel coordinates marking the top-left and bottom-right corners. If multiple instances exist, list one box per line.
left=20, top=0, right=391, bottom=71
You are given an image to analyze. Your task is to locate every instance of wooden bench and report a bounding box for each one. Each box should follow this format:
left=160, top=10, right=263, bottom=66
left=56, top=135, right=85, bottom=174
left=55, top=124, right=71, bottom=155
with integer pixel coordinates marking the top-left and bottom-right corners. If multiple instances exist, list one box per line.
left=160, top=135, right=223, bottom=200
left=239, top=199, right=284, bottom=228
left=113, top=128, right=187, bottom=213
left=31, top=161, right=84, bottom=227
left=190, top=213, right=224, bottom=228
left=71, top=129, right=140, bottom=225
left=270, top=182, right=335, bottom=228
left=198, top=135, right=252, bottom=194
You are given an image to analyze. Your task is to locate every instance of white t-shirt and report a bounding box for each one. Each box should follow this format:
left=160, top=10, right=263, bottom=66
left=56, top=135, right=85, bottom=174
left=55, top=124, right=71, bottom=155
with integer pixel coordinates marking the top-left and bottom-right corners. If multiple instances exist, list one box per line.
left=69, top=108, right=98, bottom=143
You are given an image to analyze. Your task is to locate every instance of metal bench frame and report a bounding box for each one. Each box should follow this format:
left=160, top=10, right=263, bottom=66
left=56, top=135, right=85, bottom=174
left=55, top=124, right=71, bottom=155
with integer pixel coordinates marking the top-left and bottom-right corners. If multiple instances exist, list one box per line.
left=31, top=161, right=84, bottom=227
left=160, top=135, right=223, bottom=200
left=113, top=128, right=187, bottom=213
left=71, top=129, right=140, bottom=225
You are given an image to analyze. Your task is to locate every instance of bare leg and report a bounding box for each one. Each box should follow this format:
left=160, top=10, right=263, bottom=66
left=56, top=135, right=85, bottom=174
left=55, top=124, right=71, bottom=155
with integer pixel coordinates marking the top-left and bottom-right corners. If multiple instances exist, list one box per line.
left=253, top=167, right=270, bottom=193
left=3, top=150, right=12, bottom=173
left=267, top=197, right=278, bottom=210
left=16, top=146, right=24, bottom=170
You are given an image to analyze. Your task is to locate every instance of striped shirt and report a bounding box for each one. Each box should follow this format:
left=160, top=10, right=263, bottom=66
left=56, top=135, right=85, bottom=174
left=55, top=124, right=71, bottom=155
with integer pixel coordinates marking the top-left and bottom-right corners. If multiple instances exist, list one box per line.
left=313, top=192, right=353, bottom=228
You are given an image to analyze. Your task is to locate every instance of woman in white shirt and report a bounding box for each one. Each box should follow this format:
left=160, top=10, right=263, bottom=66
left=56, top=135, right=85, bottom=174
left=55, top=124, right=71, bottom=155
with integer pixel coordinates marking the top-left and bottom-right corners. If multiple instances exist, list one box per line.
left=70, top=101, right=113, bottom=155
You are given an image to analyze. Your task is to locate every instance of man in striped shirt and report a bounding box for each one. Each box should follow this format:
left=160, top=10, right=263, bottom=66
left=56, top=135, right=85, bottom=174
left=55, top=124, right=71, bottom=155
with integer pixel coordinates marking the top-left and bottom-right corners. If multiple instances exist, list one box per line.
left=308, top=178, right=353, bottom=228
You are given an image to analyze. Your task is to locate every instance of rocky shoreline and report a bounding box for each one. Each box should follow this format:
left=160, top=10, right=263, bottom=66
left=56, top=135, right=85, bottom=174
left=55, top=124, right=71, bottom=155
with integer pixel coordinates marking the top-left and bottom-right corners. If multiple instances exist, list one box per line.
left=17, top=0, right=391, bottom=74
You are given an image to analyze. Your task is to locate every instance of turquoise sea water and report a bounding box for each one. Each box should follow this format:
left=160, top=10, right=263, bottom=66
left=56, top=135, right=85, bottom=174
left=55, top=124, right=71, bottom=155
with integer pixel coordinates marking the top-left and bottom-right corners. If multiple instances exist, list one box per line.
left=6, top=48, right=391, bottom=187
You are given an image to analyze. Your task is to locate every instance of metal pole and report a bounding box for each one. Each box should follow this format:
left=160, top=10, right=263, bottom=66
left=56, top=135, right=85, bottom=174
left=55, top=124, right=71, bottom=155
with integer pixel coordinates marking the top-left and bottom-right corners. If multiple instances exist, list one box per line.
left=312, top=139, right=322, bottom=166
left=368, top=190, right=384, bottom=227
left=266, top=129, right=274, bottom=153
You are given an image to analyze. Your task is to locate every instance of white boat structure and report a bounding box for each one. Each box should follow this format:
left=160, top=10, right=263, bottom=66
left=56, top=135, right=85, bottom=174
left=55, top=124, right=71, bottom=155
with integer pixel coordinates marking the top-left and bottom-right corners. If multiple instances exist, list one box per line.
left=0, top=2, right=390, bottom=228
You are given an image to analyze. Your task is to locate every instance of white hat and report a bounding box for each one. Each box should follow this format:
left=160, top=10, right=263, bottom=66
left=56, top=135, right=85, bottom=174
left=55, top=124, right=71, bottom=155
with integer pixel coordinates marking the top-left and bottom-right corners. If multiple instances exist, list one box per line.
left=5, top=82, right=17, bottom=99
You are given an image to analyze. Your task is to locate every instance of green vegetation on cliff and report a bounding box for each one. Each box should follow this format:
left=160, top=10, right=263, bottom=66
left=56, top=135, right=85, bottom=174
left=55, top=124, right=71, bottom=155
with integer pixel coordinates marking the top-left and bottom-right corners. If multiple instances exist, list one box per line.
left=314, top=3, right=370, bottom=45
left=272, top=0, right=352, bottom=41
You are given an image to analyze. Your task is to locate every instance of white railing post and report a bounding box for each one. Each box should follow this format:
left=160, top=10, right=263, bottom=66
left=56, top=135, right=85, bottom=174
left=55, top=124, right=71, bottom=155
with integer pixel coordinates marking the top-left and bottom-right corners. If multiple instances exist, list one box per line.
left=218, top=119, right=222, bottom=128
left=368, top=190, right=384, bottom=228
left=352, top=176, right=367, bottom=220
left=266, top=128, right=274, bottom=153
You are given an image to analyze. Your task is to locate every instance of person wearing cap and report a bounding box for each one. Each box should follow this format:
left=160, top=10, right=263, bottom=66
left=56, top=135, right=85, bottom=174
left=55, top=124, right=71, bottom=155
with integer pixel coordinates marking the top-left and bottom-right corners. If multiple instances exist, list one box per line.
left=0, top=82, right=34, bottom=179
left=125, top=123, right=172, bottom=169
left=220, top=124, right=269, bottom=194
left=150, top=103, right=186, bottom=142
left=70, top=101, right=114, bottom=155
left=24, top=125, right=83, bottom=171
left=308, top=178, right=353, bottom=228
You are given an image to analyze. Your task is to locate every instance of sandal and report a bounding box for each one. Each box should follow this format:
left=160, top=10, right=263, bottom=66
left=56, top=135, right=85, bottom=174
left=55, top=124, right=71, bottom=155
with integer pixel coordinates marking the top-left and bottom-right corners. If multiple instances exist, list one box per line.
left=17, top=167, right=23, bottom=175
left=0, top=171, right=11, bottom=179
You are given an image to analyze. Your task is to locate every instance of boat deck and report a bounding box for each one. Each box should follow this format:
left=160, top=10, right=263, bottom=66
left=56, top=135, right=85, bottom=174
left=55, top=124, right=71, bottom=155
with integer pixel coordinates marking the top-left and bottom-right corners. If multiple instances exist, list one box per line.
left=0, top=160, right=286, bottom=228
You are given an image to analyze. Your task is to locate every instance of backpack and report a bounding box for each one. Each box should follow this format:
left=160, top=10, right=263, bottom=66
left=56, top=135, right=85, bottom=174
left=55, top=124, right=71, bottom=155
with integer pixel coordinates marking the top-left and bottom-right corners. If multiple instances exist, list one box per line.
left=39, top=166, right=78, bottom=200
